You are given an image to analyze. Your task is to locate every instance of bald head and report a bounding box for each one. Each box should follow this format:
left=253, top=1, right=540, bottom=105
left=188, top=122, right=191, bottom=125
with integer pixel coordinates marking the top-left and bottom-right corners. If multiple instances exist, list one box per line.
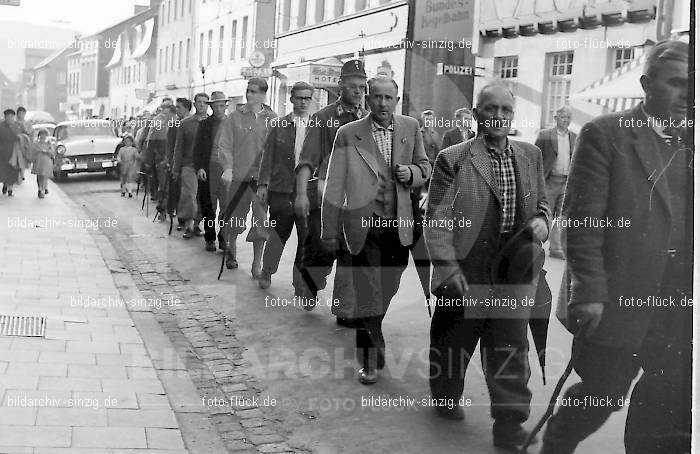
left=476, top=83, right=515, bottom=109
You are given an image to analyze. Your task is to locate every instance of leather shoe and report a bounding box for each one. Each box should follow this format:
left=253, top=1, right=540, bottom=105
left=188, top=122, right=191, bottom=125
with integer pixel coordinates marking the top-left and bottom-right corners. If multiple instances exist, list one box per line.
left=204, top=241, right=216, bottom=252
left=258, top=273, right=271, bottom=289
left=493, top=421, right=538, bottom=452
left=225, top=250, right=238, bottom=269
left=357, top=367, right=378, bottom=385
left=435, top=405, right=465, bottom=420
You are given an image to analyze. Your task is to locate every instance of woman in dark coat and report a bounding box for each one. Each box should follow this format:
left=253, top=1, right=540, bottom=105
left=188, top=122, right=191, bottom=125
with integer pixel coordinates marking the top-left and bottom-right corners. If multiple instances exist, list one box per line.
left=0, top=109, right=20, bottom=196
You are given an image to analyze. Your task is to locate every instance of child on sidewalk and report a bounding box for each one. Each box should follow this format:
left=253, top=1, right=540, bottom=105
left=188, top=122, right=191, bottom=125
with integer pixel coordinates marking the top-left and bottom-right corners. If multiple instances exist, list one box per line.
left=117, top=134, right=139, bottom=197
left=31, top=128, right=55, bottom=199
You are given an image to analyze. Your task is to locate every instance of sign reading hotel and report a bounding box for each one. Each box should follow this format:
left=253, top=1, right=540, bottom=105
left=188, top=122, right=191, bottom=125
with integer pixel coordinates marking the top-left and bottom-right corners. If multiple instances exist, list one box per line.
left=310, top=64, right=341, bottom=87
left=413, top=0, right=475, bottom=42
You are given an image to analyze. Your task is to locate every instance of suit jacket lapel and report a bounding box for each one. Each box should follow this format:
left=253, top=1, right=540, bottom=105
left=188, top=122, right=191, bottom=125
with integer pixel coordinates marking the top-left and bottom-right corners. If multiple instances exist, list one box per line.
left=354, top=116, right=380, bottom=176
left=391, top=115, right=406, bottom=166
left=470, top=140, right=500, bottom=202
left=513, top=145, right=531, bottom=222
left=629, top=112, right=671, bottom=216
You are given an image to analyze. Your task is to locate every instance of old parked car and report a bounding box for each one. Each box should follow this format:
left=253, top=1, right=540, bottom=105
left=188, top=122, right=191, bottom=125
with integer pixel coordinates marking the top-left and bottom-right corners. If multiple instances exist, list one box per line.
left=52, top=120, right=121, bottom=181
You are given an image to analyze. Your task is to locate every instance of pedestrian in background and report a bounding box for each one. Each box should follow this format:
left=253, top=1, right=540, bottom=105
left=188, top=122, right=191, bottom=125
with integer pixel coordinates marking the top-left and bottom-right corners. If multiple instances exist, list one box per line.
left=419, top=109, right=442, bottom=165
left=441, top=107, right=476, bottom=150
left=0, top=109, right=20, bottom=196
left=535, top=105, right=576, bottom=259
left=256, top=81, right=314, bottom=292
left=117, top=134, right=139, bottom=198
left=30, top=128, right=55, bottom=198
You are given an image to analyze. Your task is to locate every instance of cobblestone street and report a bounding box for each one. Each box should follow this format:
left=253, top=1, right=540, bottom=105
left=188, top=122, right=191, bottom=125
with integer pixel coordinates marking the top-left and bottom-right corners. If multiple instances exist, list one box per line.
left=0, top=174, right=629, bottom=453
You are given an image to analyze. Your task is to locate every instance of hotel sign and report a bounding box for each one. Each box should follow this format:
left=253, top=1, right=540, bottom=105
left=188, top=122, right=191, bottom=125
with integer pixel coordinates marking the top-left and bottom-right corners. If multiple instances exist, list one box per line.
left=310, top=64, right=341, bottom=87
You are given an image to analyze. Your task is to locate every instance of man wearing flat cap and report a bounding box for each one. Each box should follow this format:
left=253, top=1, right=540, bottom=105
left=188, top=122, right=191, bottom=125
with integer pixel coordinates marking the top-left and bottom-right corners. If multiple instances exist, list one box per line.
left=294, top=59, right=368, bottom=319
left=540, top=40, right=692, bottom=454
left=425, top=82, right=550, bottom=451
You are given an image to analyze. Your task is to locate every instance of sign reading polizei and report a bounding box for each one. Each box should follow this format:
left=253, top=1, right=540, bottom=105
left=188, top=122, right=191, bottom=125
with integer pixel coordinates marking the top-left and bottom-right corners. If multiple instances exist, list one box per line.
left=241, top=67, right=272, bottom=78
left=436, top=63, right=474, bottom=76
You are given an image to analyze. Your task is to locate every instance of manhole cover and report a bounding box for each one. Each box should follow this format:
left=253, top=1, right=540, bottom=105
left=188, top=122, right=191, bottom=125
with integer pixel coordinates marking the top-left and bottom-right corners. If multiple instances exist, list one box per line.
left=0, top=315, right=47, bottom=337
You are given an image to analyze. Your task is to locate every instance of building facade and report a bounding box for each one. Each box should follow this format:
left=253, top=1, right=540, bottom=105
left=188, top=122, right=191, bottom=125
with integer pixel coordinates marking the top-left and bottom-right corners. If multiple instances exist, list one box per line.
left=154, top=0, right=197, bottom=101
left=190, top=0, right=276, bottom=106
left=105, top=8, right=158, bottom=119
left=31, top=46, right=72, bottom=122
left=474, top=0, right=662, bottom=142
left=270, top=0, right=409, bottom=116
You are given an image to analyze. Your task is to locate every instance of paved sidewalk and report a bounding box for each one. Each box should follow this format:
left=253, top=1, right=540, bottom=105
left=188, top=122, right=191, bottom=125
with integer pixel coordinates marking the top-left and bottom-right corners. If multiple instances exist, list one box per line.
left=0, top=177, right=192, bottom=453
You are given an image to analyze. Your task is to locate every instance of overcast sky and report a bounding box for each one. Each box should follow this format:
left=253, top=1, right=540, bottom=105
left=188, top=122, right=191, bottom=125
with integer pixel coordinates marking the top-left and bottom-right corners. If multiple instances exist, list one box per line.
left=0, top=0, right=150, bottom=34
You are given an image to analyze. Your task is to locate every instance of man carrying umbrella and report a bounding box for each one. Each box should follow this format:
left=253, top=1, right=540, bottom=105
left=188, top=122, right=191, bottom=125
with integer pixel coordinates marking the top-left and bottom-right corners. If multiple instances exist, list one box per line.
left=424, top=82, right=550, bottom=451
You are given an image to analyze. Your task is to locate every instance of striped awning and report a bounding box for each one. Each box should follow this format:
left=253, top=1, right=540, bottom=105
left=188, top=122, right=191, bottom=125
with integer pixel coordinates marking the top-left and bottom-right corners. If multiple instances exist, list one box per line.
left=570, top=53, right=645, bottom=112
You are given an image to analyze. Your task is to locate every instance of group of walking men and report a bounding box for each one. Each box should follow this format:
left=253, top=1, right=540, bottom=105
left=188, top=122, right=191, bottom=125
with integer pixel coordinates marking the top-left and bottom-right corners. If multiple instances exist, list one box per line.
left=128, top=39, right=690, bottom=454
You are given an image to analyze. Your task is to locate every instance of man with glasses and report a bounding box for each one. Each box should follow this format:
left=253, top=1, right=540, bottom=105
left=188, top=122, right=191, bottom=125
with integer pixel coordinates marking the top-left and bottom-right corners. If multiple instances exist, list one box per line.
left=256, top=81, right=314, bottom=292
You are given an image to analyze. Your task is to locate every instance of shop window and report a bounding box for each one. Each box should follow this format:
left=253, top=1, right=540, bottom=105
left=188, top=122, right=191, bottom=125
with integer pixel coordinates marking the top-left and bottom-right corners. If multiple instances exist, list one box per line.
left=207, top=29, right=213, bottom=65
left=241, top=17, right=248, bottom=59
left=218, top=25, right=224, bottom=63
left=281, top=0, right=291, bottom=31
left=315, top=0, right=324, bottom=22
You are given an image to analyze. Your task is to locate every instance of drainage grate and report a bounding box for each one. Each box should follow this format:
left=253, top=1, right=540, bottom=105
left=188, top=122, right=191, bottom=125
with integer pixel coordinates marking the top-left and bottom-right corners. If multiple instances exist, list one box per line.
left=0, top=315, right=47, bottom=337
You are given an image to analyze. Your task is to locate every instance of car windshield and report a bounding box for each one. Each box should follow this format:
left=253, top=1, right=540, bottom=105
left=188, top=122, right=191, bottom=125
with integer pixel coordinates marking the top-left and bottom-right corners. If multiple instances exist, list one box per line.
left=55, top=125, right=115, bottom=141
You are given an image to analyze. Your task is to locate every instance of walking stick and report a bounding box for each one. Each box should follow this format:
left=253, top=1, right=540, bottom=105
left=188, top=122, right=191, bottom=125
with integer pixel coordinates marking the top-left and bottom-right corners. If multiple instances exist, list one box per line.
left=517, top=323, right=589, bottom=454
left=217, top=181, right=251, bottom=280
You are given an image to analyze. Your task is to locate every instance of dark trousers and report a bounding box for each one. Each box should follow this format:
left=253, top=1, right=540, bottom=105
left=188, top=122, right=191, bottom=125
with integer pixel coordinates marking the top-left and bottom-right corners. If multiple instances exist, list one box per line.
left=167, top=174, right=180, bottom=216
left=198, top=176, right=224, bottom=244
left=299, top=185, right=335, bottom=295
left=543, top=285, right=692, bottom=453
left=262, top=191, right=306, bottom=288
left=350, top=224, right=409, bottom=370
left=429, top=310, right=532, bottom=422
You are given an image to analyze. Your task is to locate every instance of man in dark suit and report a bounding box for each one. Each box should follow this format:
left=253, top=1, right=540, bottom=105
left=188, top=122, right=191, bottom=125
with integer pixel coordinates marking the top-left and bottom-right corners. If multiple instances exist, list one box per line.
left=257, top=82, right=314, bottom=293
left=425, top=82, right=550, bottom=451
left=540, top=40, right=691, bottom=454
left=535, top=106, right=577, bottom=259
left=321, top=76, right=431, bottom=385
left=441, top=107, right=475, bottom=150
left=194, top=91, right=228, bottom=252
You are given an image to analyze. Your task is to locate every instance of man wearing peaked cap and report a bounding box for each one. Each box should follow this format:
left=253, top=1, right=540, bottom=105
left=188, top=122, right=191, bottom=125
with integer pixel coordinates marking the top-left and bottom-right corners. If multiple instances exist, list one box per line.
left=293, top=59, right=368, bottom=320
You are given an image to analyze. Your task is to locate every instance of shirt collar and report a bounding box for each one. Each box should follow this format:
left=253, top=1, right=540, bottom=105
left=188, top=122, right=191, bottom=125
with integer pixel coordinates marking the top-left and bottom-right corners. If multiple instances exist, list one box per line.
left=335, top=100, right=363, bottom=119
left=556, top=128, right=569, bottom=137
left=482, top=135, right=514, bottom=157
left=371, top=116, right=394, bottom=133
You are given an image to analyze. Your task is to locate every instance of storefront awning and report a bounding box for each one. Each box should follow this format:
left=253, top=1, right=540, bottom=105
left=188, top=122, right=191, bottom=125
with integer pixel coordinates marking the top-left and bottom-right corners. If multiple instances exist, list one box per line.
left=131, top=18, right=154, bottom=60
left=570, top=53, right=645, bottom=112
left=105, top=34, right=123, bottom=69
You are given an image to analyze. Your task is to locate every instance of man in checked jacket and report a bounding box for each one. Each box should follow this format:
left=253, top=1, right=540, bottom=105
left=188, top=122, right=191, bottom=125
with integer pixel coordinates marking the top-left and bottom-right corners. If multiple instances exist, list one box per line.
left=425, top=83, right=550, bottom=451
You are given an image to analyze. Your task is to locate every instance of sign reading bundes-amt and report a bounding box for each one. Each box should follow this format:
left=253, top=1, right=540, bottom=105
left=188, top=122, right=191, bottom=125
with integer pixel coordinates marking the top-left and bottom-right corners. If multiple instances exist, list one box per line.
left=0, top=0, right=21, bottom=5
left=413, top=0, right=475, bottom=43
